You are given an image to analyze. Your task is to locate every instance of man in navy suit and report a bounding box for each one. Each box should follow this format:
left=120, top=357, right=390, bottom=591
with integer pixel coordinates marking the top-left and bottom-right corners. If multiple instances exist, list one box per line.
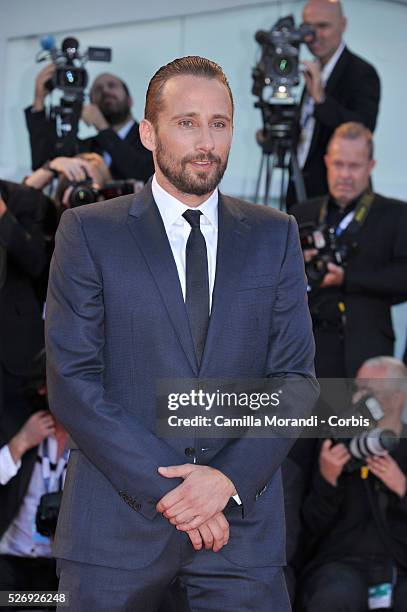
left=46, top=56, right=318, bottom=611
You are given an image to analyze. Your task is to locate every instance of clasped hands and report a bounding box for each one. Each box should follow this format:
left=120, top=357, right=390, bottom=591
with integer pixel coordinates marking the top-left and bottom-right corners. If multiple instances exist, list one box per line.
left=156, top=464, right=236, bottom=553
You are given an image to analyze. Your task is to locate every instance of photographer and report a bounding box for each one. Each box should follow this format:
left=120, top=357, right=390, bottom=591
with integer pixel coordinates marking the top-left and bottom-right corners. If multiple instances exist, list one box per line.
left=298, top=357, right=407, bottom=612
left=0, top=180, right=48, bottom=419
left=287, top=0, right=380, bottom=206
left=0, top=398, right=68, bottom=595
left=25, top=66, right=154, bottom=182
left=291, top=122, right=407, bottom=378
left=24, top=151, right=141, bottom=212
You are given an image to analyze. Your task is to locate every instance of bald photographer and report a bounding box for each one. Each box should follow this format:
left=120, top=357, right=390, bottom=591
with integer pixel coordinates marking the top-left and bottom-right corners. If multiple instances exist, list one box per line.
left=287, top=0, right=380, bottom=206
left=298, top=357, right=407, bottom=612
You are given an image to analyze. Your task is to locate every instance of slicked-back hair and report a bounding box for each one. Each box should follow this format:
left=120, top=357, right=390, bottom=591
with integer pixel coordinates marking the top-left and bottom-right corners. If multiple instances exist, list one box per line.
left=144, top=56, right=234, bottom=125
left=327, top=122, right=374, bottom=160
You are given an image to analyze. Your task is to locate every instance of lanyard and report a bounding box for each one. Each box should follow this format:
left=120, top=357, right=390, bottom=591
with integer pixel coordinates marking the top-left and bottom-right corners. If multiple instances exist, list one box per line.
left=336, top=210, right=355, bottom=236
left=318, top=190, right=374, bottom=237
left=41, top=438, right=69, bottom=493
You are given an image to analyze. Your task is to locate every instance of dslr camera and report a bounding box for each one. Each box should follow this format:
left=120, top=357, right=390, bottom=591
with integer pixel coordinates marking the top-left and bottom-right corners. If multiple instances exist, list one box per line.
left=36, top=492, right=62, bottom=537
left=328, top=393, right=398, bottom=473
left=299, top=222, right=357, bottom=287
left=68, top=178, right=137, bottom=208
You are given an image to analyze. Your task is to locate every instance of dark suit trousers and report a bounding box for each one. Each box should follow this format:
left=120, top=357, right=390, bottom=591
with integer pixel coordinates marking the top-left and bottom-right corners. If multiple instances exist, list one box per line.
left=0, top=555, right=58, bottom=610
left=57, top=531, right=291, bottom=612
left=298, top=559, right=407, bottom=612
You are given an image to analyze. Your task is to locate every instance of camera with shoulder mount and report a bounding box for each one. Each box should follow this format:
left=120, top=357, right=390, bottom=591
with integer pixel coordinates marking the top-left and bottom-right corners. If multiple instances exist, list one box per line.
left=36, top=35, right=112, bottom=156
left=252, top=15, right=314, bottom=102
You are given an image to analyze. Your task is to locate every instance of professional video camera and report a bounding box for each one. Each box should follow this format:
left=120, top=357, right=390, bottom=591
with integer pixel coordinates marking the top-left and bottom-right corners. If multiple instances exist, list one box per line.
left=68, top=178, right=136, bottom=208
left=299, top=222, right=358, bottom=287
left=252, top=15, right=314, bottom=102
left=36, top=35, right=112, bottom=156
left=251, top=16, right=314, bottom=208
left=328, top=393, right=398, bottom=473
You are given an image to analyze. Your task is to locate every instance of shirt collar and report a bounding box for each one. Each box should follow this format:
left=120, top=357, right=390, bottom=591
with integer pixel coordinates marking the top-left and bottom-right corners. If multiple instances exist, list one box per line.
left=320, top=41, right=346, bottom=84
left=152, top=174, right=218, bottom=232
left=117, top=119, right=135, bottom=139
left=328, top=191, right=363, bottom=214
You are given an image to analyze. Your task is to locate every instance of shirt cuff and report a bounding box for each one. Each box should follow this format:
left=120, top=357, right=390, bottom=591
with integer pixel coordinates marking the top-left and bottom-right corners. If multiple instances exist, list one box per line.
left=232, top=493, right=242, bottom=505
left=0, top=444, right=22, bottom=485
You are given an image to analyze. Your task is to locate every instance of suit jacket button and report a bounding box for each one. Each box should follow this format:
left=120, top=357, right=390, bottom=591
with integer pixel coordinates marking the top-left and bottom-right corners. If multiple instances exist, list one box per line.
left=185, top=447, right=196, bottom=458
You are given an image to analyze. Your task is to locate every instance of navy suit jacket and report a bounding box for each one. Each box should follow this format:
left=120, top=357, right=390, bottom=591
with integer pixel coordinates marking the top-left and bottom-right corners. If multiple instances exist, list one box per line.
left=45, top=182, right=317, bottom=570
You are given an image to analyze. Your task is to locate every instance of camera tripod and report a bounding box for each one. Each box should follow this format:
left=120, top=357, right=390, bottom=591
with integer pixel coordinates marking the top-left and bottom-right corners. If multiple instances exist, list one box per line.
left=253, top=101, right=306, bottom=210
left=52, top=95, right=84, bottom=158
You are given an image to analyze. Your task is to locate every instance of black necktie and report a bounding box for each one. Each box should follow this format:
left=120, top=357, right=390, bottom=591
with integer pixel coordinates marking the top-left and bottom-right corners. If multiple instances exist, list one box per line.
left=183, top=210, right=209, bottom=365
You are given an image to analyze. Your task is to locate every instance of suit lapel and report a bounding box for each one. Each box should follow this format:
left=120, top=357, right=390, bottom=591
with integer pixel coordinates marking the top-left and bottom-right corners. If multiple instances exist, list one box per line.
left=306, top=47, right=349, bottom=162
left=127, top=184, right=198, bottom=374
left=325, top=46, right=349, bottom=95
left=200, top=195, right=251, bottom=371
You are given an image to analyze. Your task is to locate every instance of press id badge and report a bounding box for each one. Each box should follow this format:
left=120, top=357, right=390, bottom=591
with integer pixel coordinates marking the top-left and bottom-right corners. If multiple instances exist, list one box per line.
left=368, top=583, right=393, bottom=609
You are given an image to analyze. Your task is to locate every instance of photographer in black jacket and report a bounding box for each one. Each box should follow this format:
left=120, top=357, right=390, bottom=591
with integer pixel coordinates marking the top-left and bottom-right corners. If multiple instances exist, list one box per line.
left=298, top=356, right=407, bottom=612
left=25, top=66, right=154, bottom=182
left=0, top=181, right=47, bottom=419
left=292, top=122, right=407, bottom=378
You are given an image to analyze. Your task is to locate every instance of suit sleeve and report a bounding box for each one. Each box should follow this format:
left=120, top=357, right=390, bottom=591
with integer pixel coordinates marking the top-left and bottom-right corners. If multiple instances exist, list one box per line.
left=302, top=467, right=345, bottom=536
left=94, top=127, right=154, bottom=181
left=24, top=106, right=58, bottom=170
left=0, top=187, right=46, bottom=279
left=314, top=62, right=381, bottom=132
left=45, top=210, right=185, bottom=521
left=209, top=216, right=319, bottom=516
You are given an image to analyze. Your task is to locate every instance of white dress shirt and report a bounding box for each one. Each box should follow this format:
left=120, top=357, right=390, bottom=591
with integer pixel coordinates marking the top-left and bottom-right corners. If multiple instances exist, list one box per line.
left=298, top=42, right=346, bottom=168
left=0, top=444, right=21, bottom=485
left=152, top=175, right=242, bottom=505
left=152, top=174, right=218, bottom=311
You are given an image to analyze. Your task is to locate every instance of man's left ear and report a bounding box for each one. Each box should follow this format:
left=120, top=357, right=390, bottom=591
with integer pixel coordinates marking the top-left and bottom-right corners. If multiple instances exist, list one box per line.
left=341, top=17, right=348, bottom=34
left=139, top=119, right=156, bottom=152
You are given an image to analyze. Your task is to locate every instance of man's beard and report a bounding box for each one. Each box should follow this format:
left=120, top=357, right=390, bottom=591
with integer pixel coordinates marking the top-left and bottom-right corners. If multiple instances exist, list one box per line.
left=99, top=98, right=131, bottom=126
left=155, top=139, right=228, bottom=196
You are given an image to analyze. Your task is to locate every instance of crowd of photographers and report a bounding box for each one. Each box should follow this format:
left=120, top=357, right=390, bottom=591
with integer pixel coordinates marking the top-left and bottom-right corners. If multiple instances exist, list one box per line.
left=0, top=0, right=407, bottom=610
